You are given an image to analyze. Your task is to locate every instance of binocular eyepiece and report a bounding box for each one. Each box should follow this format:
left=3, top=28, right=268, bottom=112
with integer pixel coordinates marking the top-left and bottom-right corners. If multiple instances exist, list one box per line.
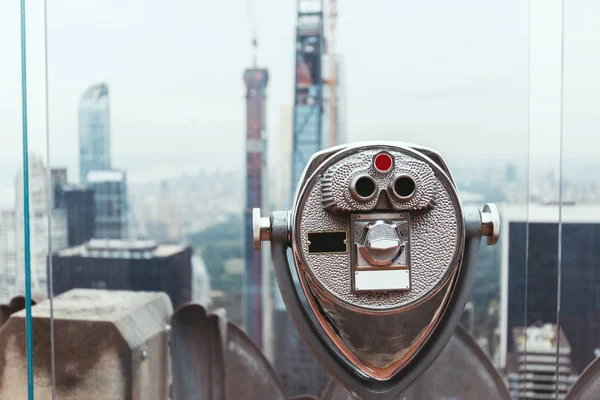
left=254, top=142, right=499, bottom=399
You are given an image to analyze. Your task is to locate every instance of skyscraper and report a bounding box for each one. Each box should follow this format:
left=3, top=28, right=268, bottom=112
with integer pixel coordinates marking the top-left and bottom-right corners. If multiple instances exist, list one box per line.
left=0, top=210, right=17, bottom=303
left=50, top=168, right=68, bottom=209
left=86, top=170, right=128, bottom=240
left=243, top=68, right=269, bottom=348
left=291, top=0, right=325, bottom=191
left=51, top=239, right=192, bottom=309
left=506, top=324, right=578, bottom=399
left=10, top=156, right=68, bottom=299
left=56, top=184, right=96, bottom=247
left=274, top=1, right=331, bottom=395
left=499, top=203, right=600, bottom=374
left=79, top=83, right=111, bottom=184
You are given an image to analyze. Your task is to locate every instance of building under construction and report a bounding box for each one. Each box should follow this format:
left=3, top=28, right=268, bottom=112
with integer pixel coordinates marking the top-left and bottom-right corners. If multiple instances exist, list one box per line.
left=274, top=0, right=332, bottom=396
left=243, top=68, right=269, bottom=349
left=291, top=0, right=326, bottom=190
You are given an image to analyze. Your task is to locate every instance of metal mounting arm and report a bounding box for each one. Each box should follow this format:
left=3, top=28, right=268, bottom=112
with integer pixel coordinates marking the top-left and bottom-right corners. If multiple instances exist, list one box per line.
left=254, top=205, right=499, bottom=399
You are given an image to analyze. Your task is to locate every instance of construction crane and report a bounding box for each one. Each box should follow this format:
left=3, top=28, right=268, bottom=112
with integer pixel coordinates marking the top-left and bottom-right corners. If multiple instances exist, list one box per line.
left=247, top=0, right=258, bottom=67
left=291, top=0, right=325, bottom=189
left=326, top=0, right=338, bottom=148
left=291, top=0, right=340, bottom=189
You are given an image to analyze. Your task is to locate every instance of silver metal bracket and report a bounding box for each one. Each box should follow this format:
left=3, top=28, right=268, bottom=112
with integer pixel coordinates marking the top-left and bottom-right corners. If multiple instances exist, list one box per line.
left=253, top=204, right=500, bottom=251
left=480, top=203, right=500, bottom=246
left=253, top=205, right=499, bottom=399
left=252, top=208, right=271, bottom=250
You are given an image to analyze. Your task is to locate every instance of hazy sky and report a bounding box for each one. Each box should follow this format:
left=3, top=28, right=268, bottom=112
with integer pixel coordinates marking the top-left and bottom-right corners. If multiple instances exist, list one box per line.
left=1, top=0, right=599, bottom=204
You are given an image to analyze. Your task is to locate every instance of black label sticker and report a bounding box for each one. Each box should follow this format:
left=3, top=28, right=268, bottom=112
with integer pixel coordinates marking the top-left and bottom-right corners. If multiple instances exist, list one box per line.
left=308, top=231, right=347, bottom=254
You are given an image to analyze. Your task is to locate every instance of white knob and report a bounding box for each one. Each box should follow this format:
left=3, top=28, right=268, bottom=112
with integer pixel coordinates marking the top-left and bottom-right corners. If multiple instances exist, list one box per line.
left=481, top=203, right=500, bottom=246
left=252, top=208, right=271, bottom=250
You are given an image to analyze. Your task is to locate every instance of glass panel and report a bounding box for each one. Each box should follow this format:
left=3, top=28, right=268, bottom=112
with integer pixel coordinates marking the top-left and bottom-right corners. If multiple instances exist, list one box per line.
left=46, top=0, right=529, bottom=397
left=10, top=0, right=600, bottom=398
left=510, top=1, right=600, bottom=398
left=1, top=0, right=38, bottom=397
left=559, top=0, right=600, bottom=386
left=509, top=1, right=567, bottom=398
left=340, top=2, right=530, bottom=399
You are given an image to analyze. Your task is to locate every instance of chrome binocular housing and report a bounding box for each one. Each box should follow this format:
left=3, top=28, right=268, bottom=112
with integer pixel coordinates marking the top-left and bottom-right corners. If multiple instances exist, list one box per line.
left=254, top=142, right=499, bottom=399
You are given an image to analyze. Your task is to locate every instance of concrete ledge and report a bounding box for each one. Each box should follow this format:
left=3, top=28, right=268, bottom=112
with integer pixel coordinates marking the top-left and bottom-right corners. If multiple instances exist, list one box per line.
left=0, top=289, right=173, bottom=400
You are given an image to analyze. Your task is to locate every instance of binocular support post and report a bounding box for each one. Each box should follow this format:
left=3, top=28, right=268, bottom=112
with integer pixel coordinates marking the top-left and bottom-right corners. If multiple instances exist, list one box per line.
left=263, top=206, right=493, bottom=400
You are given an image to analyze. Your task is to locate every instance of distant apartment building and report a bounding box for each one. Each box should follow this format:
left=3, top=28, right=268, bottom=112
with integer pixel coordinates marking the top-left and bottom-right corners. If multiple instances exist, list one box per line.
left=55, top=184, right=96, bottom=247
left=243, top=67, right=269, bottom=349
left=275, top=2, right=333, bottom=393
left=129, top=171, right=244, bottom=239
left=498, top=203, right=600, bottom=374
left=16, top=158, right=68, bottom=294
left=86, top=170, right=128, bottom=240
left=51, top=239, right=192, bottom=309
left=506, top=324, right=578, bottom=399
left=0, top=210, right=17, bottom=302
left=0, top=156, right=69, bottom=302
left=79, top=83, right=111, bottom=184
left=156, top=180, right=181, bottom=242
left=50, top=168, right=68, bottom=209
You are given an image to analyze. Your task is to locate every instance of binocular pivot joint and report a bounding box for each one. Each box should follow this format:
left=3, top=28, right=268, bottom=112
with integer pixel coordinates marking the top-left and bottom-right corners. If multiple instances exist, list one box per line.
left=253, top=203, right=500, bottom=251
left=480, top=203, right=500, bottom=246
left=252, top=208, right=272, bottom=250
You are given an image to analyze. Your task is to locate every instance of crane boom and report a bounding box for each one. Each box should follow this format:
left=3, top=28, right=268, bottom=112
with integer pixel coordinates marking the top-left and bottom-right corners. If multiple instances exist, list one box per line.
left=326, top=0, right=338, bottom=147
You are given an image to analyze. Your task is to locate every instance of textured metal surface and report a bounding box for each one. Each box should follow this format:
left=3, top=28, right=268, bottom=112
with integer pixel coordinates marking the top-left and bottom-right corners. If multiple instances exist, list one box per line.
left=308, top=282, right=451, bottom=372
left=321, top=151, right=437, bottom=213
left=354, top=217, right=407, bottom=267
left=269, top=206, right=483, bottom=399
left=351, top=213, right=410, bottom=293
left=404, top=325, right=511, bottom=400
left=295, top=144, right=462, bottom=309
left=319, top=326, right=511, bottom=400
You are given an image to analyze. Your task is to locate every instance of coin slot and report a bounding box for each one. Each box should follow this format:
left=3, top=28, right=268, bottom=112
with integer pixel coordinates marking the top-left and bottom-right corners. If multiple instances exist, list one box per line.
left=308, top=231, right=348, bottom=254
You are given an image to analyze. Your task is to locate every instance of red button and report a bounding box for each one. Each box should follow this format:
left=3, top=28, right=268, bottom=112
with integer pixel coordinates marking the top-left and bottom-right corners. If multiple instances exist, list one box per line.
left=374, top=153, right=393, bottom=172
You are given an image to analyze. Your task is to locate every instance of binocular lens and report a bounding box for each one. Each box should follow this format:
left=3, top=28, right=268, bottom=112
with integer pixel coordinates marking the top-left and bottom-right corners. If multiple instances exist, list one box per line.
left=352, top=175, right=377, bottom=201
left=392, top=176, right=416, bottom=199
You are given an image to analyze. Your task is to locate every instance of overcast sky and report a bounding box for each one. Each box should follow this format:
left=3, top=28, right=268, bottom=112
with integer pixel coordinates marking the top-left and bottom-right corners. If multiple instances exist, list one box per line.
left=1, top=0, right=599, bottom=204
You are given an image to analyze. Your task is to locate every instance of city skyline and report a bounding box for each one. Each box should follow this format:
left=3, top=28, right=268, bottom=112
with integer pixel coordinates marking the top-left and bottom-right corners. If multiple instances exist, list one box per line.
left=0, top=1, right=599, bottom=396
left=2, top=1, right=600, bottom=198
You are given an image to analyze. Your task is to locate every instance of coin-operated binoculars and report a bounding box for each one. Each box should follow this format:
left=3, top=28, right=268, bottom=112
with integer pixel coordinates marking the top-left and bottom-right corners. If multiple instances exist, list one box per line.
left=253, top=142, right=499, bottom=400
